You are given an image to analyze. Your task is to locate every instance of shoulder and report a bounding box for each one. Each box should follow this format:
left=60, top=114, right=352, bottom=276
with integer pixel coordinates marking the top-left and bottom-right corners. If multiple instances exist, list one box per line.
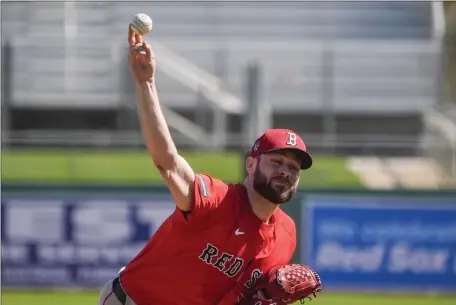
left=197, top=174, right=246, bottom=201
left=275, top=208, right=297, bottom=238
left=193, top=174, right=247, bottom=205
left=226, top=182, right=248, bottom=197
left=194, top=173, right=229, bottom=198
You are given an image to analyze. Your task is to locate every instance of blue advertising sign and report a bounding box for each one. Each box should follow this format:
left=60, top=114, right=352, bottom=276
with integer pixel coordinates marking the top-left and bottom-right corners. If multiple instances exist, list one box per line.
left=1, top=192, right=176, bottom=288
left=303, top=195, right=456, bottom=292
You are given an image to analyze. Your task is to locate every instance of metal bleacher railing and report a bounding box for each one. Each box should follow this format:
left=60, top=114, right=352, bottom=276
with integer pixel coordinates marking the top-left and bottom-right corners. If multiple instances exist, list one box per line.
left=1, top=1, right=452, bottom=165
left=2, top=1, right=246, bottom=148
left=422, top=1, right=456, bottom=185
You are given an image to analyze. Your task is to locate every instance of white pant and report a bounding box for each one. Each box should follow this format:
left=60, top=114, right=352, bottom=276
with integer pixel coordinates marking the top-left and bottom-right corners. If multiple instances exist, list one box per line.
left=98, top=267, right=137, bottom=305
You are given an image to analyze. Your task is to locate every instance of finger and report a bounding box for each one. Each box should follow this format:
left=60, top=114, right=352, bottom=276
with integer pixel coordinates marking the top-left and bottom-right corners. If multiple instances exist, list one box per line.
left=132, top=43, right=146, bottom=55
left=143, top=42, right=153, bottom=61
left=128, top=25, right=135, bottom=46
left=130, top=44, right=146, bottom=62
left=129, top=44, right=141, bottom=63
left=135, top=33, right=143, bottom=45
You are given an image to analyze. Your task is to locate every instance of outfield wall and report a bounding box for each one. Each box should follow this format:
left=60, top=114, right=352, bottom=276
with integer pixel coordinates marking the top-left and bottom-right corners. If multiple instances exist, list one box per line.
left=1, top=185, right=456, bottom=293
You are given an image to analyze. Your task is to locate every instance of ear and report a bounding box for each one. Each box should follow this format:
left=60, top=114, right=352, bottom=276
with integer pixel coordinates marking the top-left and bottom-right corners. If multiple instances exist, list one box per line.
left=245, top=156, right=257, bottom=176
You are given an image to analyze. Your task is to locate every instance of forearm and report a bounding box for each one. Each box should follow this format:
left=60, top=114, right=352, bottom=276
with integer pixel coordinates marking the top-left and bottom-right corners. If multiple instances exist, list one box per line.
left=135, top=80, right=178, bottom=168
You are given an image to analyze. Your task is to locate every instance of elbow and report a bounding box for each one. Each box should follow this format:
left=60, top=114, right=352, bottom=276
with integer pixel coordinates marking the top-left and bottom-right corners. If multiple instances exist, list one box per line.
left=151, top=152, right=179, bottom=173
left=143, top=142, right=179, bottom=171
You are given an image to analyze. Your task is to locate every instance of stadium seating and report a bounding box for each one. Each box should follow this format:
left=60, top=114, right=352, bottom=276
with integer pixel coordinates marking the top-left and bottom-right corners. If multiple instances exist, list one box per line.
left=1, top=1, right=442, bottom=155
left=2, top=1, right=436, bottom=111
left=111, top=1, right=431, bottom=40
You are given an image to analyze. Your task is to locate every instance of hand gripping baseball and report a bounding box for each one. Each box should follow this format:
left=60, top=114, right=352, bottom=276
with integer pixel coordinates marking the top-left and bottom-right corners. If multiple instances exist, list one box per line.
left=241, top=264, right=322, bottom=305
left=128, top=26, right=155, bottom=83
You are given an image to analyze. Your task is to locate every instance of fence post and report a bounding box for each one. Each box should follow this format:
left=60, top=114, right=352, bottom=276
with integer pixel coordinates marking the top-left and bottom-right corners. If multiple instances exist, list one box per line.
left=242, top=62, right=270, bottom=174
left=321, top=44, right=336, bottom=154
left=1, top=41, right=12, bottom=148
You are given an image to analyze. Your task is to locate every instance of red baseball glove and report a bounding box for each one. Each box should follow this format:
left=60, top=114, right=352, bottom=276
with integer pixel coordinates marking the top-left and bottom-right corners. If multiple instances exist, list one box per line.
left=240, top=264, right=322, bottom=305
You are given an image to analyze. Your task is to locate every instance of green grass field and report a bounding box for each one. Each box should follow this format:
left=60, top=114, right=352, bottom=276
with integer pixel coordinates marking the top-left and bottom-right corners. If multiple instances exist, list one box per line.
left=1, top=149, right=362, bottom=188
left=2, top=290, right=455, bottom=305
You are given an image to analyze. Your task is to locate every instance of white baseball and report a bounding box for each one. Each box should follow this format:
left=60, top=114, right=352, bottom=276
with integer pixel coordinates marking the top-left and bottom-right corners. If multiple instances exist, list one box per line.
left=130, top=13, right=153, bottom=36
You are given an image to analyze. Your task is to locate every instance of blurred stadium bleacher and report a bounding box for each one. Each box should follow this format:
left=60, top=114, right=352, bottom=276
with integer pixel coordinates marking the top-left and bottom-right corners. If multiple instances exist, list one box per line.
left=1, top=1, right=455, bottom=188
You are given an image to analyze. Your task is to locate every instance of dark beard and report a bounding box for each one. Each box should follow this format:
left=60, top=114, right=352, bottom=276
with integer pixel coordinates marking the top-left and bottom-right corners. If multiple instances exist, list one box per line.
left=253, top=167, right=294, bottom=205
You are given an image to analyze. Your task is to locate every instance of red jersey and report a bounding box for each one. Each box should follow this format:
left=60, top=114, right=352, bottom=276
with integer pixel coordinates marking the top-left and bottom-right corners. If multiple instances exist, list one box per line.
left=120, top=173, right=297, bottom=305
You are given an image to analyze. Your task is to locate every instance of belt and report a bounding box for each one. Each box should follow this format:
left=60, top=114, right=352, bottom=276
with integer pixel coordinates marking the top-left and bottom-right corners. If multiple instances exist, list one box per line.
left=112, top=276, right=127, bottom=305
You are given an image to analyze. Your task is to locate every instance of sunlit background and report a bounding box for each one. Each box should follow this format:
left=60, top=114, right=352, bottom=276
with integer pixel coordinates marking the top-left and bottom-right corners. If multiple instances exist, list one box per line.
left=1, top=1, right=456, bottom=305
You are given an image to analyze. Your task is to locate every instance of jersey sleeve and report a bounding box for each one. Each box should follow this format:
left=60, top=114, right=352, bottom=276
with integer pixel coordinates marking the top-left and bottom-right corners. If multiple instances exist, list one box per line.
left=174, top=173, right=229, bottom=223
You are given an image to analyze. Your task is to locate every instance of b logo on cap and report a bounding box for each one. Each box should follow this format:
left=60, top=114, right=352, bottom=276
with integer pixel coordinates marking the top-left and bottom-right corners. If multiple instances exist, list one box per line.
left=253, top=140, right=260, bottom=151
left=286, top=132, right=297, bottom=146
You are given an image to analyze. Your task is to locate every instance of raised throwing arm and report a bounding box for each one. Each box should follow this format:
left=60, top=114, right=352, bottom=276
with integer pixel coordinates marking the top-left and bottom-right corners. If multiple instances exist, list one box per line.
left=128, top=27, right=195, bottom=212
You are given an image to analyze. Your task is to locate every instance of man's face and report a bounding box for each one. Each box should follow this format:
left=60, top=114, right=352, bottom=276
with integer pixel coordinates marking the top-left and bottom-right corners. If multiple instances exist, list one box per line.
left=252, top=150, right=301, bottom=205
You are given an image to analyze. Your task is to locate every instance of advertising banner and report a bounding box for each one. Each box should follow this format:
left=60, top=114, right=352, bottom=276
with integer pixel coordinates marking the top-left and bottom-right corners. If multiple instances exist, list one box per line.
left=1, top=192, right=175, bottom=288
left=303, top=195, right=456, bottom=292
